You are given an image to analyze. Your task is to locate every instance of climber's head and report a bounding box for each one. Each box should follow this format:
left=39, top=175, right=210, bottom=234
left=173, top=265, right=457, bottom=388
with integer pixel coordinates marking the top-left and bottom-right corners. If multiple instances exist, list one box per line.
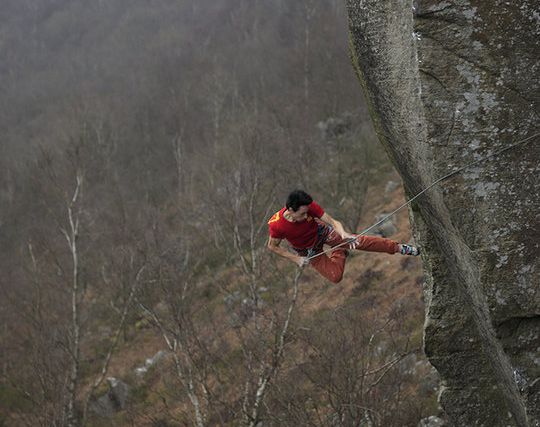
left=285, top=190, right=312, bottom=222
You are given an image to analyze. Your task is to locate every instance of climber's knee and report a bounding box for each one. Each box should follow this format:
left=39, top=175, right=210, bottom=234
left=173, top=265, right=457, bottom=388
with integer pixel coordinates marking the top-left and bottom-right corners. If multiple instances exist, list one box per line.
left=329, top=270, right=344, bottom=284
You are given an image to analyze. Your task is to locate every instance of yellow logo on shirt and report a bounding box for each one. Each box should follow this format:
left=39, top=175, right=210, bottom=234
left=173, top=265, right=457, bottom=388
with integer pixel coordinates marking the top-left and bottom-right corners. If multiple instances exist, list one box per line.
left=268, top=211, right=280, bottom=224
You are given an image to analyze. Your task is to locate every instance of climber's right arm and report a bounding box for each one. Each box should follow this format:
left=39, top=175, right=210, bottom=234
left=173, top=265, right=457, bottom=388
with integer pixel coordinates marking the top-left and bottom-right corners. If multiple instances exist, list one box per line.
left=267, top=237, right=306, bottom=267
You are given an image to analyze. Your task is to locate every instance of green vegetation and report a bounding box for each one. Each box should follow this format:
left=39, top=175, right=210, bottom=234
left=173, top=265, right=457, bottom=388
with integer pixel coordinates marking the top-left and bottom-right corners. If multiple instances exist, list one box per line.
left=0, top=384, right=32, bottom=413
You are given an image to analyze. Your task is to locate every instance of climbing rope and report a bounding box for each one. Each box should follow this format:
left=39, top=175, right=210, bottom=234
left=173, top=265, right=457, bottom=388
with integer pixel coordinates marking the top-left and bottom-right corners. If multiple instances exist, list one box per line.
left=306, top=132, right=540, bottom=261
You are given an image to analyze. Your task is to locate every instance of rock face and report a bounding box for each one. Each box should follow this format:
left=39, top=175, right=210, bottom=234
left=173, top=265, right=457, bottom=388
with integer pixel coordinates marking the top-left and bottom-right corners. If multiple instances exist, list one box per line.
left=418, top=415, right=446, bottom=427
left=90, top=377, right=130, bottom=417
left=346, top=1, right=539, bottom=425
left=373, top=212, right=398, bottom=237
left=135, top=350, right=167, bottom=377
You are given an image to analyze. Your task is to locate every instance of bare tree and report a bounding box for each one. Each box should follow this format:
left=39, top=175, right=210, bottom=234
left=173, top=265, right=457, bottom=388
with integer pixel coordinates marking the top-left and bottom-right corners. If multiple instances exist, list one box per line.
left=134, top=227, right=227, bottom=426
left=302, top=0, right=317, bottom=116
left=172, top=130, right=185, bottom=201
left=80, top=262, right=147, bottom=425
left=63, top=171, right=83, bottom=427
left=276, top=305, right=420, bottom=426
left=0, top=2, right=430, bottom=425
left=242, top=269, right=302, bottom=427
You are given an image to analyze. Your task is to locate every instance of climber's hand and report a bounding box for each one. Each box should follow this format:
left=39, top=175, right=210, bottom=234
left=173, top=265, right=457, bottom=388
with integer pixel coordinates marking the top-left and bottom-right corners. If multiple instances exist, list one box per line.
left=295, top=256, right=309, bottom=268
left=341, top=232, right=357, bottom=241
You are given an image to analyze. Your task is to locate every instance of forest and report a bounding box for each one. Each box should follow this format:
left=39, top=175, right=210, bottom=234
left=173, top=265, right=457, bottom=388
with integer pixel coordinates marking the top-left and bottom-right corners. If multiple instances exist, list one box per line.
left=0, top=1, right=436, bottom=425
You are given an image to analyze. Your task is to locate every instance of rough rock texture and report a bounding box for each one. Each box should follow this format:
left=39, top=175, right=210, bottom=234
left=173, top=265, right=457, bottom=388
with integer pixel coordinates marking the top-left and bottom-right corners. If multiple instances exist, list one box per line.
left=419, top=415, right=446, bottom=427
left=373, top=212, right=398, bottom=237
left=90, top=377, right=130, bottom=417
left=346, top=1, right=539, bottom=425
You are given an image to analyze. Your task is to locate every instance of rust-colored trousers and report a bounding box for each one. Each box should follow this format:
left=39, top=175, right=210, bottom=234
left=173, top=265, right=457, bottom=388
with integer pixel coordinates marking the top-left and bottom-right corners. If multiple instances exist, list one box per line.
left=298, top=226, right=399, bottom=283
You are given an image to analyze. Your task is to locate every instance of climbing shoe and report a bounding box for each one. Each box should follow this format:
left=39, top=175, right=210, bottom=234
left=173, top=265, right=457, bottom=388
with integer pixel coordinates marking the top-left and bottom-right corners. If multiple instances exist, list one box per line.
left=400, top=244, right=420, bottom=256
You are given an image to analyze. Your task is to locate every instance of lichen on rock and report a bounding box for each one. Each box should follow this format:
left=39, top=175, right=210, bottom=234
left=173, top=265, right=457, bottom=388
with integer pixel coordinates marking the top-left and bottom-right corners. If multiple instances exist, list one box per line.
left=346, top=0, right=539, bottom=425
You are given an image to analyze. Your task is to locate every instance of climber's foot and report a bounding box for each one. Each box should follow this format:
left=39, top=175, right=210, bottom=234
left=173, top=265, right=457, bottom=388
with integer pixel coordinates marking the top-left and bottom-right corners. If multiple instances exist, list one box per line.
left=399, top=243, right=420, bottom=256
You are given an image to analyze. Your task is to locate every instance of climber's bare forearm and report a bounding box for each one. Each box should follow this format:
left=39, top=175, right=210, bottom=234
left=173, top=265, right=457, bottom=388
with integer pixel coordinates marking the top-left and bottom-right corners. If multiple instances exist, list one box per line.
left=267, top=238, right=302, bottom=264
left=320, top=213, right=355, bottom=239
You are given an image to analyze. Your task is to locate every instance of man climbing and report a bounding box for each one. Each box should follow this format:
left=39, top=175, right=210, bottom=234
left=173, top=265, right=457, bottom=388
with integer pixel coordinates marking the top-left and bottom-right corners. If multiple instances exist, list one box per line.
left=267, top=190, right=420, bottom=283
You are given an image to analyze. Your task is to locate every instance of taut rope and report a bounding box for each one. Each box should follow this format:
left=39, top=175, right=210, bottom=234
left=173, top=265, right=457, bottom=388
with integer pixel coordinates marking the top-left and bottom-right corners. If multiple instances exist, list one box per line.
left=306, top=132, right=539, bottom=261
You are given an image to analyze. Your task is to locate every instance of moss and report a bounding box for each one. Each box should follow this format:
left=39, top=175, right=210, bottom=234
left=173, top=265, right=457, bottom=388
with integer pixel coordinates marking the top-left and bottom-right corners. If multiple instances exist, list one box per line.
left=130, top=382, right=149, bottom=404
left=421, top=393, right=440, bottom=419
left=94, top=381, right=110, bottom=399
left=409, top=326, right=424, bottom=349
left=0, top=384, right=32, bottom=412
left=409, top=200, right=421, bottom=213
left=135, top=317, right=152, bottom=330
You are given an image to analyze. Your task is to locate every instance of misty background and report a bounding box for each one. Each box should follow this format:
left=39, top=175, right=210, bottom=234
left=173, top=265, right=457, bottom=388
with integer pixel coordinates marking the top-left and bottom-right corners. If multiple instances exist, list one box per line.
left=0, top=1, right=434, bottom=426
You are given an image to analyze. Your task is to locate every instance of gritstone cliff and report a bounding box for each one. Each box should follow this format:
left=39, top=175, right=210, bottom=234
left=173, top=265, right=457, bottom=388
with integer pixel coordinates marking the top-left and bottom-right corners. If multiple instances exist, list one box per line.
left=346, top=1, right=539, bottom=425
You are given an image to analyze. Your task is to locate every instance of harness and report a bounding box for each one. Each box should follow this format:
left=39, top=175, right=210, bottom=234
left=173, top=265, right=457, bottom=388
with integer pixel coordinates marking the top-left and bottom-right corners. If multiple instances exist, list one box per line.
left=293, top=222, right=332, bottom=258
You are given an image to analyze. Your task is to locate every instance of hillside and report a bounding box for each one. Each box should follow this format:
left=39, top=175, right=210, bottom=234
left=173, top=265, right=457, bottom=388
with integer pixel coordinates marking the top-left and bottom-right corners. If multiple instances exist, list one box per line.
left=0, top=1, right=439, bottom=426
left=77, top=176, right=437, bottom=426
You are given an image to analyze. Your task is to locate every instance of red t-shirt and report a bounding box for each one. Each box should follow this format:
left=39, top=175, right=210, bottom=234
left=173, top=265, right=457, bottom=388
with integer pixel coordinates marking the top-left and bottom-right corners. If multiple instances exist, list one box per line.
left=267, top=201, right=325, bottom=249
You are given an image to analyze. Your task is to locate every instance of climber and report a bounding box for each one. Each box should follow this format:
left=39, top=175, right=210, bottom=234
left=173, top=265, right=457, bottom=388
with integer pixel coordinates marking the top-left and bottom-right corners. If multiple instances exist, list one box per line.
left=267, top=190, right=420, bottom=283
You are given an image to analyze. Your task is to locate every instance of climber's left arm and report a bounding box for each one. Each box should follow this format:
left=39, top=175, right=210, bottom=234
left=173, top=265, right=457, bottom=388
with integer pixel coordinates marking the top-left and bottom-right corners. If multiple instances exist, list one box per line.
left=320, top=212, right=356, bottom=240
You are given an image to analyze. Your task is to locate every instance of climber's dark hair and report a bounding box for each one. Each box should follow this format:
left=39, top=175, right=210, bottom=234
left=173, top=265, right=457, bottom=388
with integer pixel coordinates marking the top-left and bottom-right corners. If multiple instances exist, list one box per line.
left=286, top=190, right=313, bottom=211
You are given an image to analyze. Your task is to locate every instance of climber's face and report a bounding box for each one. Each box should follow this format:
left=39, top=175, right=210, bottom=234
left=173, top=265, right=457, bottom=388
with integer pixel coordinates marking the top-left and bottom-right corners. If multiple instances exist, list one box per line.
left=287, top=205, right=309, bottom=222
